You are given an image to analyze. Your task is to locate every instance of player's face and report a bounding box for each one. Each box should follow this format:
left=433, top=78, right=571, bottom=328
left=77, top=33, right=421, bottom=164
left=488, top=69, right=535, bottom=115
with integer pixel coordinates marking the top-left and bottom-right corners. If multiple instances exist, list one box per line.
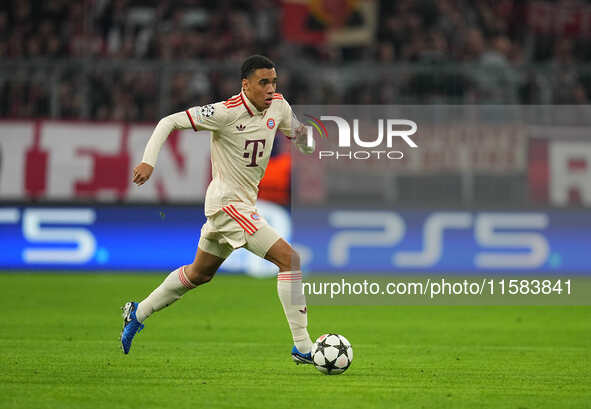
left=242, top=68, right=278, bottom=111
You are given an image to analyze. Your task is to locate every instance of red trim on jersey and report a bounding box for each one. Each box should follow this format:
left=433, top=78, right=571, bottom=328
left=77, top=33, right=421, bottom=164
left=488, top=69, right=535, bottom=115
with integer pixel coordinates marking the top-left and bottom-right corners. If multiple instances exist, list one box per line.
left=223, top=95, right=241, bottom=106
left=185, top=109, right=198, bottom=131
left=240, top=93, right=254, bottom=117
left=273, top=93, right=283, bottom=99
left=223, top=206, right=256, bottom=235
left=229, top=205, right=258, bottom=232
left=225, top=100, right=244, bottom=109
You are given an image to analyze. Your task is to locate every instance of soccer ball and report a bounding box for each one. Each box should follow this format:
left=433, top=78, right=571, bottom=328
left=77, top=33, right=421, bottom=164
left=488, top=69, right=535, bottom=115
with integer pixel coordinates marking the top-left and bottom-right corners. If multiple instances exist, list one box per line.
left=311, top=333, right=353, bottom=375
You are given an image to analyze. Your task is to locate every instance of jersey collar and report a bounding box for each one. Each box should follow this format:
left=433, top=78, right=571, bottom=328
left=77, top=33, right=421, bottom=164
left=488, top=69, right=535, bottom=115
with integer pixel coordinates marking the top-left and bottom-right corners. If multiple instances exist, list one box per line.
left=240, top=90, right=266, bottom=117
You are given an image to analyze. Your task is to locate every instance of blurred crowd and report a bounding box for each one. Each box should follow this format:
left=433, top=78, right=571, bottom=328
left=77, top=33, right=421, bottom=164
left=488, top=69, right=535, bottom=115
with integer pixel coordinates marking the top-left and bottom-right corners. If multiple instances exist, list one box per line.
left=1, top=0, right=590, bottom=120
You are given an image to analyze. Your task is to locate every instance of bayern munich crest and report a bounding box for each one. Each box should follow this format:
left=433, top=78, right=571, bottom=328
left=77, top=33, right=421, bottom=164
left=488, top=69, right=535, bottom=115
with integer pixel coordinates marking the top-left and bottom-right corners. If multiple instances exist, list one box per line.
left=266, top=118, right=275, bottom=129
left=201, top=104, right=215, bottom=118
left=250, top=212, right=260, bottom=221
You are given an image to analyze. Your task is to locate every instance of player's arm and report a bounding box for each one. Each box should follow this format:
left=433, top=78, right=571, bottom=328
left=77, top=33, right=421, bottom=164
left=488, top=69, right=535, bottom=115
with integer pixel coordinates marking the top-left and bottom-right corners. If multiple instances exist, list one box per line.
left=133, top=104, right=226, bottom=186
left=133, top=111, right=192, bottom=185
left=278, top=99, right=315, bottom=155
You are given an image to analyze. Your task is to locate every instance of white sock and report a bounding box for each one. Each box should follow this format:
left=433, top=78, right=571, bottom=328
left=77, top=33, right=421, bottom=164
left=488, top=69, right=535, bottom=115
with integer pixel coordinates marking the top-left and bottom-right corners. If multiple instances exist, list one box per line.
left=277, top=271, right=313, bottom=353
left=135, top=265, right=195, bottom=323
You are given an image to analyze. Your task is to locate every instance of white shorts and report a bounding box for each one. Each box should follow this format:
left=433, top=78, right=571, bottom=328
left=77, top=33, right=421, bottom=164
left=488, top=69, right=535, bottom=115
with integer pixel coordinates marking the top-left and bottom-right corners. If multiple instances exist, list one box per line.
left=198, top=203, right=281, bottom=259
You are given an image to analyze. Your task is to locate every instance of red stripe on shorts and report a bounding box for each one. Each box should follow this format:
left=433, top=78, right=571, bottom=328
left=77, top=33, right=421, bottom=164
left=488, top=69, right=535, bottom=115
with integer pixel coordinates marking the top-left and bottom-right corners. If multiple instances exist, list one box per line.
left=223, top=206, right=256, bottom=235
left=229, top=205, right=257, bottom=232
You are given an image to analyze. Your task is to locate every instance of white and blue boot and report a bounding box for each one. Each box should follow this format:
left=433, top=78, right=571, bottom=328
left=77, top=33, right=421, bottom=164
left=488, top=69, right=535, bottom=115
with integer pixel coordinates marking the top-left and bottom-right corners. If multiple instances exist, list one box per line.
left=120, top=301, right=144, bottom=354
left=291, top=345, right=313, bottom=365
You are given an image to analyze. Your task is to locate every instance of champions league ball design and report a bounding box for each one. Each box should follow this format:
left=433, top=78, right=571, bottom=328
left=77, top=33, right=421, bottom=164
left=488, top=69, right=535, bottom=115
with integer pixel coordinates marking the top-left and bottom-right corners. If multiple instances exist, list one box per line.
left=311, top=334, right=353, bottom=375
left=201, top=104, right=215, bottom=118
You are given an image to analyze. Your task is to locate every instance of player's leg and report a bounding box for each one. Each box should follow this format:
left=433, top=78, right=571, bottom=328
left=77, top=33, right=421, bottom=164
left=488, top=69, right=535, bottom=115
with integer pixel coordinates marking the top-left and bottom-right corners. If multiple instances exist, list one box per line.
left=134, top=247, right=226, bottom=323
left=245, top=225, right=314, bottom=363
left=121, top=237, right=231, bottom=354
left=264, top=238, right=313, bottom=362
left=264, top=236, right=301, bottom=271
left=184, top=247, right=226, bottom=285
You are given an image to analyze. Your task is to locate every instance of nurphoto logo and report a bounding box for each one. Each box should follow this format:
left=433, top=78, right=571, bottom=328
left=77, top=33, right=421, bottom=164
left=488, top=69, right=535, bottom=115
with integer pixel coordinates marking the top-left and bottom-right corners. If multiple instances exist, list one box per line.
left=304, top=115, right=418, bottom=160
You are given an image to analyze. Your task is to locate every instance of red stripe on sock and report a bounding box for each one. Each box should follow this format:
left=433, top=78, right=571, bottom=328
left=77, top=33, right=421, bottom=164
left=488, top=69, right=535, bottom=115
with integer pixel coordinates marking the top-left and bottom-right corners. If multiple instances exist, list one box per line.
left=178, top=266, right=196, bottom=289
left=278, top=273, right=303, bottom=281
left=178, top=267, right=189, bottom=288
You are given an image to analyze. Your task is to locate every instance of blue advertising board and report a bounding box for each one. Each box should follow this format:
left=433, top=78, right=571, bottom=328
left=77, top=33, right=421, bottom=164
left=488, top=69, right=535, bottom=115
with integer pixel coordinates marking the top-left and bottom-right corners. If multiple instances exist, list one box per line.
left=1, top=204, right=590, bottom=274
left=291, top=209, right=590, bottom=274
left=0, top=202, right=290, bottom=276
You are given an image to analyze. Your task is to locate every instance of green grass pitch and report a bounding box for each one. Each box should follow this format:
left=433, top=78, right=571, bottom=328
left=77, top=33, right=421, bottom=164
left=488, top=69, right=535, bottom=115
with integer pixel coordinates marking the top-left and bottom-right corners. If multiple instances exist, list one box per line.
left=0, top=273, right=590, bottom=409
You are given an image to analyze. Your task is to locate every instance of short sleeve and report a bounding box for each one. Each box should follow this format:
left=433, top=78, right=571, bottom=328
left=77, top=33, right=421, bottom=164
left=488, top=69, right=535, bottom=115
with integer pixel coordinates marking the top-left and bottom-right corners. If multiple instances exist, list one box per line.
left=185, top=102, right=228, bottom=132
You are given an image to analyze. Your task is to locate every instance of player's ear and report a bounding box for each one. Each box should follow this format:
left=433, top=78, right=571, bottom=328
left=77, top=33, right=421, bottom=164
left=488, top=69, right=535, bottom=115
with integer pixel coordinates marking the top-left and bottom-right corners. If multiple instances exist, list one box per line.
left=242, top=77, right=248, bottom=91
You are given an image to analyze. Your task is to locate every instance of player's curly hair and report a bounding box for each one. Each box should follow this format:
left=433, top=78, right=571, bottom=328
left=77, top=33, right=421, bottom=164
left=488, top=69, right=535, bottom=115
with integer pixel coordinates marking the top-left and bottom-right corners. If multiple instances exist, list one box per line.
left=241, top=55, right=276, bottom=79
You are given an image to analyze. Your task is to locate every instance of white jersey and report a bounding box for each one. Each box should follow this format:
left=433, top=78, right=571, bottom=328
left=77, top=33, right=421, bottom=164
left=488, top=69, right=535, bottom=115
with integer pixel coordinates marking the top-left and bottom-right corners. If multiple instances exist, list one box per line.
left=185, top=90, right=295, bottom=216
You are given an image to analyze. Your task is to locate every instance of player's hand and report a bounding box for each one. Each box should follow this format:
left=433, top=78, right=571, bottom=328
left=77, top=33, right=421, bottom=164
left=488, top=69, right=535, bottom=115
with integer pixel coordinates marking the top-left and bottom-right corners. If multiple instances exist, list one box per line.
left=294, top=124, right=315, bottom=154
left=294, top=124, right=307, bottom=139
left=132, top=162, right=154, bottom=186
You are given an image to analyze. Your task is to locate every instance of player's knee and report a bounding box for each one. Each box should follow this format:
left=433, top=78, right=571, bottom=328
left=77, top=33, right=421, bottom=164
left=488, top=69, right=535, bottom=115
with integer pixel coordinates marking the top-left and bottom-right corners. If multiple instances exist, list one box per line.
left=186, top=264, right=216, bottom=285
left=198, top=272, right=215, bottom=284
left=291, top=251, right=301, bottom=270
left=276, top=249, right=301, bottom=271
left=195, top=270, right=215, bottom=285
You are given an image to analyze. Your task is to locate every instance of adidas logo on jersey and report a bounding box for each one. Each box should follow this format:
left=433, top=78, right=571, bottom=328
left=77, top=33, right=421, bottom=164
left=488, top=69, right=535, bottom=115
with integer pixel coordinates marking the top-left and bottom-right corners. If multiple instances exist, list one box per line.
left=236, top=124, right=246, bottom=131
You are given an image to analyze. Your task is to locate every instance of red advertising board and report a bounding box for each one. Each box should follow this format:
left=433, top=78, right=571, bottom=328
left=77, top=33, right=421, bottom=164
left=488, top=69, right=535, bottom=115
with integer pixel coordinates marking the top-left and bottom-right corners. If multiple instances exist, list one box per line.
left=0, top=120, right=211, bottom=202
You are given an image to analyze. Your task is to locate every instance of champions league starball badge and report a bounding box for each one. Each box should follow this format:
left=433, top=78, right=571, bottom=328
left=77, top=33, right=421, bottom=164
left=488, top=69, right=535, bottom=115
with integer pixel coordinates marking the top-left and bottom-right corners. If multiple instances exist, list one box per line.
left=201, top=104, right=215, bottom=118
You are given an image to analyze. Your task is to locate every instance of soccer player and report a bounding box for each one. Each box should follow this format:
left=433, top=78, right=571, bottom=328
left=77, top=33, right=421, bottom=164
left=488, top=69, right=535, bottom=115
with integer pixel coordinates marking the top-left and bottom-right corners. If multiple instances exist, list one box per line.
left=120, top=55, right=316, bottom=365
